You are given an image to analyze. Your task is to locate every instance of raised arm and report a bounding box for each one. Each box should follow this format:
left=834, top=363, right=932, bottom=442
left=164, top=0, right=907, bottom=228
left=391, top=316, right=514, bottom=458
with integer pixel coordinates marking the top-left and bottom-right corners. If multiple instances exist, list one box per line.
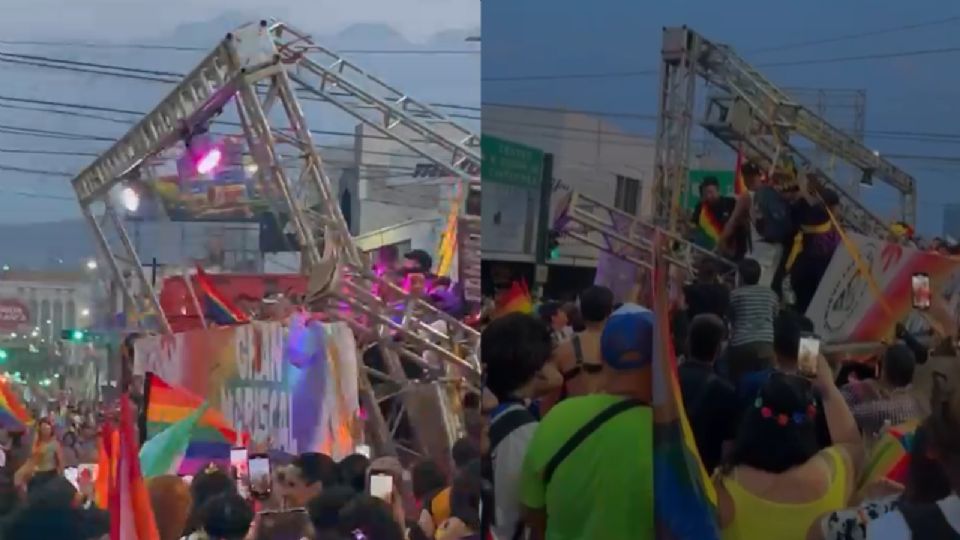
left=719, top=193, right=750, bottom=249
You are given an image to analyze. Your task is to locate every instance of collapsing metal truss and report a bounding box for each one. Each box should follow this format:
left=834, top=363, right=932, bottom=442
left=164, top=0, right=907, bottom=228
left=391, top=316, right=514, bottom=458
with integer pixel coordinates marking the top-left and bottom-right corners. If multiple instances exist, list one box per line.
left=653, top=26, right=917, bottom=239
left=70, top=20, right=480, bottom=462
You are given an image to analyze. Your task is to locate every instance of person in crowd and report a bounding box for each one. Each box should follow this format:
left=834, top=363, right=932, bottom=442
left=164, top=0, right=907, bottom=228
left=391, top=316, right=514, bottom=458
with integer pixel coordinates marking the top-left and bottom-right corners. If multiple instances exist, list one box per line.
left=284, top=452, right=341, bottom=508
left=189, top=492, right=254, bottom=540
left=483, top=313, right=557, bottom=540
left=338, top=453, right=370, bottom=494
left=307, top=485, right=357, bottom=540
left=185, top=464, right=237, bottom=535
left=726, top=258, right=780, bottom=385
left=520, top=304, right=656, bottom=539
left=411, top=459, right=449, bottom=535
left=402, top=249, right=434, bottom=277
left=691, top=176, right=738, bottom=253
left=538, top=301, right=572, bottom=345
left=679, top=314, right=739, bottom=473
left=789, top=177, right=841, bottom=313
left=436, top=460, right=482, bottom=540
left=26, top=417, right=63, bottom=493
left=338, top=495, right=406, bottom=540
left=4, top=475, right=109, bottom=540
left=452, top=437, right=480, bottom=473
left=683, top=258, right=731, bottom=321
left=147, top=474, right=193, bottom=540
left=866, top=389, right=960, bottom=538
left=841, top=344, right=924, bottom=439
left=721, top=162, right=792, bottom=287
left=563, top=301, right=585, bottom=333
left=820, top=422, right=950, bottom=540
left=715, top=357, right=864, bottom=540
left=552, top=285, right=615, bottom=399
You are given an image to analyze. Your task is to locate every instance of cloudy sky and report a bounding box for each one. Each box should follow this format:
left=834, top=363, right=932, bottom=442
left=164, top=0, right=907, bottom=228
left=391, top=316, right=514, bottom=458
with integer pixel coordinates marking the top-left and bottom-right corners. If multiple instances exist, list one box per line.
left=1, top=0, right=478, bottom=42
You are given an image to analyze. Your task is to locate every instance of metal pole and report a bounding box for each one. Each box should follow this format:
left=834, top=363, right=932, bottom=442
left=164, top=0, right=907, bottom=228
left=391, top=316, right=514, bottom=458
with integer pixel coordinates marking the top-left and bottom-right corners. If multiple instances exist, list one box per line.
left=533, top=153, right=554, bottom=297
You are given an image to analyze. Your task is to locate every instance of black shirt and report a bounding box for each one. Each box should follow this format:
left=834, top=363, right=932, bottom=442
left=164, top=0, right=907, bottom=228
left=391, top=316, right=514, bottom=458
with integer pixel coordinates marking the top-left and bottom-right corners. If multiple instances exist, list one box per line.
left=683, top=282, right=730, bottom=320
left=678, top=360, right=740, bottom=472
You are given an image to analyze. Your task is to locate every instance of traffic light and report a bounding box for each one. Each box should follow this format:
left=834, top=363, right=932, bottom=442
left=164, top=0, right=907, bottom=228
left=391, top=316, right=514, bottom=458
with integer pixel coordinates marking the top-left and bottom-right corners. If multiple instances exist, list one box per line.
left=0, top=349, right=8, bottom=362
left=61, top=329, right=93, bottom=342
left=547, top=230, right=561, bottom=260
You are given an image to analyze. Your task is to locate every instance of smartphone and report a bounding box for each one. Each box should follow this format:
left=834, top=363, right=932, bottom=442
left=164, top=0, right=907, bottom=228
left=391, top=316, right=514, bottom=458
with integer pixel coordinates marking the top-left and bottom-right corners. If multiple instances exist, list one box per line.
left=912, top=273, right=931, bottom=310
left=78, top=463, right=98, bottom=484
left=369, top=473, right=394, bottom=501
left=248, top=453, right=272, bottom=497
left=354, top=444, right=371, bottom=458
left=230, top=447, right=249, bottom=480
left=254, top=509, right=312, bottom=540
left=798, top=333, right=821, bottom=378
left=64, top=467, right=79, bottom=490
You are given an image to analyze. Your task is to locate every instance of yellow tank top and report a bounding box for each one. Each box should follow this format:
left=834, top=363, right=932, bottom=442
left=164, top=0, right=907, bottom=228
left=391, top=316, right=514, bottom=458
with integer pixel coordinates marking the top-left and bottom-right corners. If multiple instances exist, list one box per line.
left=720, top=447, right=848, bottom=540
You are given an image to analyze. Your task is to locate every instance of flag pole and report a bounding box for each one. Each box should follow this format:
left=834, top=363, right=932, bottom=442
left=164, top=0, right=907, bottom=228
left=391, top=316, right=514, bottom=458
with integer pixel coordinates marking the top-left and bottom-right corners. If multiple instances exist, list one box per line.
left=182, top=267, right=208, bottom=329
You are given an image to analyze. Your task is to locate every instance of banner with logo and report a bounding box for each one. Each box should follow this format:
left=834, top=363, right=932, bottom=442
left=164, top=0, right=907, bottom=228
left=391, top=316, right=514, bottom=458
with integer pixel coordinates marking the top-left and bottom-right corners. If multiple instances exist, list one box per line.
left=133, top=319, right=359, bottom=457
left=805, top=233, right=960, bottom=343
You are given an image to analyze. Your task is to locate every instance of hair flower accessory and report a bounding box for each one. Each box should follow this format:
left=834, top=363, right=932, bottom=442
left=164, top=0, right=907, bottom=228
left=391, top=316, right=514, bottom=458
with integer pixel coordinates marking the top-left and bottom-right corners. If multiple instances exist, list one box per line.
left=760, top=406, right=773, bottom=419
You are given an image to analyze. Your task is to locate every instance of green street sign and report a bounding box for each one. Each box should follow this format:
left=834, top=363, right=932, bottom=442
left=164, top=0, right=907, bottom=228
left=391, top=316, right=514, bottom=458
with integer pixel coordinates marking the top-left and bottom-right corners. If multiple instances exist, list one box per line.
left=481, top=135, right=544, bottom=189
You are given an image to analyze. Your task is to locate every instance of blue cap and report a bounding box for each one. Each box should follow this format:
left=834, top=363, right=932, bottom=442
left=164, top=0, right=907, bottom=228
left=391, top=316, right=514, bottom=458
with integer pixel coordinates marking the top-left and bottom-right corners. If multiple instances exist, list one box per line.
left=601, top=303, right=655, bottom=370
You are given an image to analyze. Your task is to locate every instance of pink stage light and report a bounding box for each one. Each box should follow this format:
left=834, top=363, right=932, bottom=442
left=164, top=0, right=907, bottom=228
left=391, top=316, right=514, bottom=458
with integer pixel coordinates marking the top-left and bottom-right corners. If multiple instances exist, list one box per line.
left=196, top=147, right=223, bottom=175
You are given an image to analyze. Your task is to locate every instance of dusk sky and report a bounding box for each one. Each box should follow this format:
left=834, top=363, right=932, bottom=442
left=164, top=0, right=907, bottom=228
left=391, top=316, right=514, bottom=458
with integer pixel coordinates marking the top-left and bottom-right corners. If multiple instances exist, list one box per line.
left=483, top=0, right=960, bottom=236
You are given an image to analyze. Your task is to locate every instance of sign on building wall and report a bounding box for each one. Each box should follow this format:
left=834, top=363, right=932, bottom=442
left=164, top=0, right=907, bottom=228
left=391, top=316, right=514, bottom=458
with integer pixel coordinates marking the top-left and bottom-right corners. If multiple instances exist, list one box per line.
left=0, top=299, right=29, bottom=331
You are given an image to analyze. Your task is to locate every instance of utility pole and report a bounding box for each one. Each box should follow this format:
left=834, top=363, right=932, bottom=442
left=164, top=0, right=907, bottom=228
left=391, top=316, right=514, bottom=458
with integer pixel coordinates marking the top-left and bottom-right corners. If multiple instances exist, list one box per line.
left=533, top=153, right=554, bottom=299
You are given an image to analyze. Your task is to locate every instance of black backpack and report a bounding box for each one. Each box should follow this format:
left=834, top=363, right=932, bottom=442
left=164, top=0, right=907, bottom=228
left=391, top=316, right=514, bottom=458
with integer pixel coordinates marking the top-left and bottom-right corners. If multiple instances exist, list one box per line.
left=482, top=405, right=537, bottom=540
left=753, top=185, right=792, bottom=243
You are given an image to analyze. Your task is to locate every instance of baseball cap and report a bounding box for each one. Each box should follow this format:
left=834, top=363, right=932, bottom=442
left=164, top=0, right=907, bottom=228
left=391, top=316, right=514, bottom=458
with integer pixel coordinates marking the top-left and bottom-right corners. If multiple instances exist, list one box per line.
left=601, top=303, right=654, bottom=370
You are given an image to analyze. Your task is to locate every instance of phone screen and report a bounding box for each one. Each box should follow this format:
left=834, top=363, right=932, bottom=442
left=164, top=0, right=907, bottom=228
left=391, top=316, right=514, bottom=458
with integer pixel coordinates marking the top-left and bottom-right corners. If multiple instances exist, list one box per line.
left=255, top=509, right=312, bottom=540
left=369, top=473, right=393, bottom=501
left=248, top=454, right=271, bottom=497
left=78, top=464, right=98, bottom=484
left=230, top=447, right=248, bottom=479
left=912, top=273, right=931, bottom=309
left=798, top=334, right=821, bottom=378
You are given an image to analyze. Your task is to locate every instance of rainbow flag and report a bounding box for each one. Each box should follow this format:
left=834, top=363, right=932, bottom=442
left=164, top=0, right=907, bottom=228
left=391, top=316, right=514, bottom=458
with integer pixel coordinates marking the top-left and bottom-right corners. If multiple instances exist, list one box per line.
left=651, top=248, right=720, bottom=539
left=857, top=420, right=918, bottom=498
left=139, top=402, right=211, bottom=479
left=493, top=280, right=533, bottom=318
left=697, top=203, right=723, bottom=248
left=140, top=373, right=238, bottom=475
left=110, top=396, right=160, bottom=540
left=95, top=423, right=119, bottom=509
left=194, top=264, right=250, bottom=325
left=0, top=378, right=31, bottom=431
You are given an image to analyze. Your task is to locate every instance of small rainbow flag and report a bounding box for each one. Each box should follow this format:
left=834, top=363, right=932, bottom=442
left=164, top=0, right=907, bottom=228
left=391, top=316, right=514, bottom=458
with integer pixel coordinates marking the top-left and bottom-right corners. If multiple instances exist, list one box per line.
left=857, top=420, right=918, bottom=497
left=94, top=423, right=118, bottom=509
left=194, top=264, right=250, bottom=326
left=493, top=280, right=533, bottom=318
left=110, top=396, right=160, bottom=540
left=0, top=377, right=31, bottom=431
left=698, top=203, right=723, bottom=248
left=140, top=373, right=239, bottom=475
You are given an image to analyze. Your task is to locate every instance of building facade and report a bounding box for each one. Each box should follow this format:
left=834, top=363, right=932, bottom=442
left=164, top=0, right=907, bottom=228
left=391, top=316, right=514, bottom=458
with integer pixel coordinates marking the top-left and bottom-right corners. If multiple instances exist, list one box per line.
left=0, top=270, right=96, bottom=341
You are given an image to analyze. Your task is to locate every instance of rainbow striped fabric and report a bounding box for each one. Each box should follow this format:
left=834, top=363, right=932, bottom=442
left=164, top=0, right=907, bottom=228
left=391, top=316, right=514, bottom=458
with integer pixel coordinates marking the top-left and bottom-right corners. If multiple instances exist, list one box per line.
left=0, top=377, right=31, bottom=431
left=857, top=420, right=918, bottom=498
left=140, top=372, right=238, bottom=475
left=651, top=258, right=721, bottom=540
left=195, top=265, right=250, bottom=325
left=493, top=280, right=533, bottom=318
left=697, top=204, right=723, bottom=249
left=111, top=396, right=160, bottom=540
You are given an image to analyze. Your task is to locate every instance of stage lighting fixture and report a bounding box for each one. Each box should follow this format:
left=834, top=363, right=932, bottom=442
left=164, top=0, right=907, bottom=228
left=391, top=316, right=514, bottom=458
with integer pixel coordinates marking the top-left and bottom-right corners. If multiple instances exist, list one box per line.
left=121, top=186, right=140, bottom=212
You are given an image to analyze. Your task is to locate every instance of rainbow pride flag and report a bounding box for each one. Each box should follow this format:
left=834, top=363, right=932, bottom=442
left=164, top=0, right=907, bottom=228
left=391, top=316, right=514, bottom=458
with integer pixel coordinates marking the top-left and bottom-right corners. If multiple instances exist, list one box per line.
left=651, top=250, right=720, bottom=539
left=111, top=396, right=160, bottom=540
left=697, top=204, right=723, bottom=249
left=195, top=265, right=250, bottom=325
left=140, top=373, right=238, bottom=475
left=0, top=378, right=31, bottom=431
left=857, top=420, right=918, bottom=498
left=493, top=280, right=533, bottom=318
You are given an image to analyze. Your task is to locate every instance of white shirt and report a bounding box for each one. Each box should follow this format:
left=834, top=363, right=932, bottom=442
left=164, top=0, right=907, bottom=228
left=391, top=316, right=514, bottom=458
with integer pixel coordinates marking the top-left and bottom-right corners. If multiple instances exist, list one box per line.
left=491, top=404, right=538, bottom=540
left=866, top=493, right=960, bottom=539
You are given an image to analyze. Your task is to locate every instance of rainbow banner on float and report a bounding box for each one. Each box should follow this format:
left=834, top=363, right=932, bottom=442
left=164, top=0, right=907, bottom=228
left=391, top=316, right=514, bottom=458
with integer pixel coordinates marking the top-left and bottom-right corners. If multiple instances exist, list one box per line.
left=805, top=232, right=960, bottom=343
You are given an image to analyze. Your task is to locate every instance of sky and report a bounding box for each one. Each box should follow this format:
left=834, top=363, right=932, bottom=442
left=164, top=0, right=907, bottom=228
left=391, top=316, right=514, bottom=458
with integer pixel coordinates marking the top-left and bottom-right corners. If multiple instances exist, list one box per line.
left=482, top=0, right=960, bottom=236
left=1, top=0, right=478, bottom=42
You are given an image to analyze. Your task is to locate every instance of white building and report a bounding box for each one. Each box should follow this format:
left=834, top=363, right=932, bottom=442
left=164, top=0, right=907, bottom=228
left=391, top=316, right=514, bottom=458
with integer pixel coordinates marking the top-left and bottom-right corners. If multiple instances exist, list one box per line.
left=0, top=270, right=96, bottom=341
left=481, top=105, right=657, bottom=267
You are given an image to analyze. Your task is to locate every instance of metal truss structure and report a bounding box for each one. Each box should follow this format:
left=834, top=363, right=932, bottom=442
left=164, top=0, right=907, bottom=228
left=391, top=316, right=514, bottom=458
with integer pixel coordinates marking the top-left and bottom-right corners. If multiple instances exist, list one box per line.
left=653, top=26, right=916, bottom=239
left=70, top=20, right=480, bottom=463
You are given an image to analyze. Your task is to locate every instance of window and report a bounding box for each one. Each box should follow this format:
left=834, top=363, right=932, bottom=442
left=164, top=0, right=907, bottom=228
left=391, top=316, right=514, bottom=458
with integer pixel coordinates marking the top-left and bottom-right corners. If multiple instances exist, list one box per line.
left=614, top=175, right=641, bottom=215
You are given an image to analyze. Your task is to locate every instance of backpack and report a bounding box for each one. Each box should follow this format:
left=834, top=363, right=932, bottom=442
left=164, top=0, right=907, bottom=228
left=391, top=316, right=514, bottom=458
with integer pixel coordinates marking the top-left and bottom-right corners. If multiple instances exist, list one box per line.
left=483, top=404, right=537, bottom=540
left=753, top=186, right=792, bottom=243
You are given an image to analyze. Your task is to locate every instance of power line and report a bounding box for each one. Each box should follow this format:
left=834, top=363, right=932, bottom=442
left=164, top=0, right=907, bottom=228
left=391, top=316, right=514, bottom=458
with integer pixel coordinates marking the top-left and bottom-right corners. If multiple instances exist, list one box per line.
left=0, top=39, right=479, bottom=55
left=483, top=45, right=960, bottom=82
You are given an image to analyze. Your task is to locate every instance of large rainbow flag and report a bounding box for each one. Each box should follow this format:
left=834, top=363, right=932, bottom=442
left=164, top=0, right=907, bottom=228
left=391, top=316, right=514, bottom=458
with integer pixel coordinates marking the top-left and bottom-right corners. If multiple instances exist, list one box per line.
left=492, top=280, right=533, bottom=318
left=0, top=378, right=31, bottom=431
left=651, top=249, right=720, bottom=539
left=195, top=265, right=250, bottom=325
left=139, top=372, right=239, bottom=475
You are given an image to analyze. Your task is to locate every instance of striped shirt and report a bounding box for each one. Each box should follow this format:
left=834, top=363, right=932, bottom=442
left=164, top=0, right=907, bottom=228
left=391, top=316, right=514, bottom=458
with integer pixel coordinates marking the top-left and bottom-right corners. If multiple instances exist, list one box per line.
left=728, top=285, right=779, bottom=346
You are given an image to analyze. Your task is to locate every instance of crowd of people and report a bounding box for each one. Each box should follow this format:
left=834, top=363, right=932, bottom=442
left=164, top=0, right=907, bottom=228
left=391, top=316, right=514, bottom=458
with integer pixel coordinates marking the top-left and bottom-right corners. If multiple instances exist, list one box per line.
left=0, top=398, right=484, bottom=540
left=482, top=268, right=959, bottom=539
